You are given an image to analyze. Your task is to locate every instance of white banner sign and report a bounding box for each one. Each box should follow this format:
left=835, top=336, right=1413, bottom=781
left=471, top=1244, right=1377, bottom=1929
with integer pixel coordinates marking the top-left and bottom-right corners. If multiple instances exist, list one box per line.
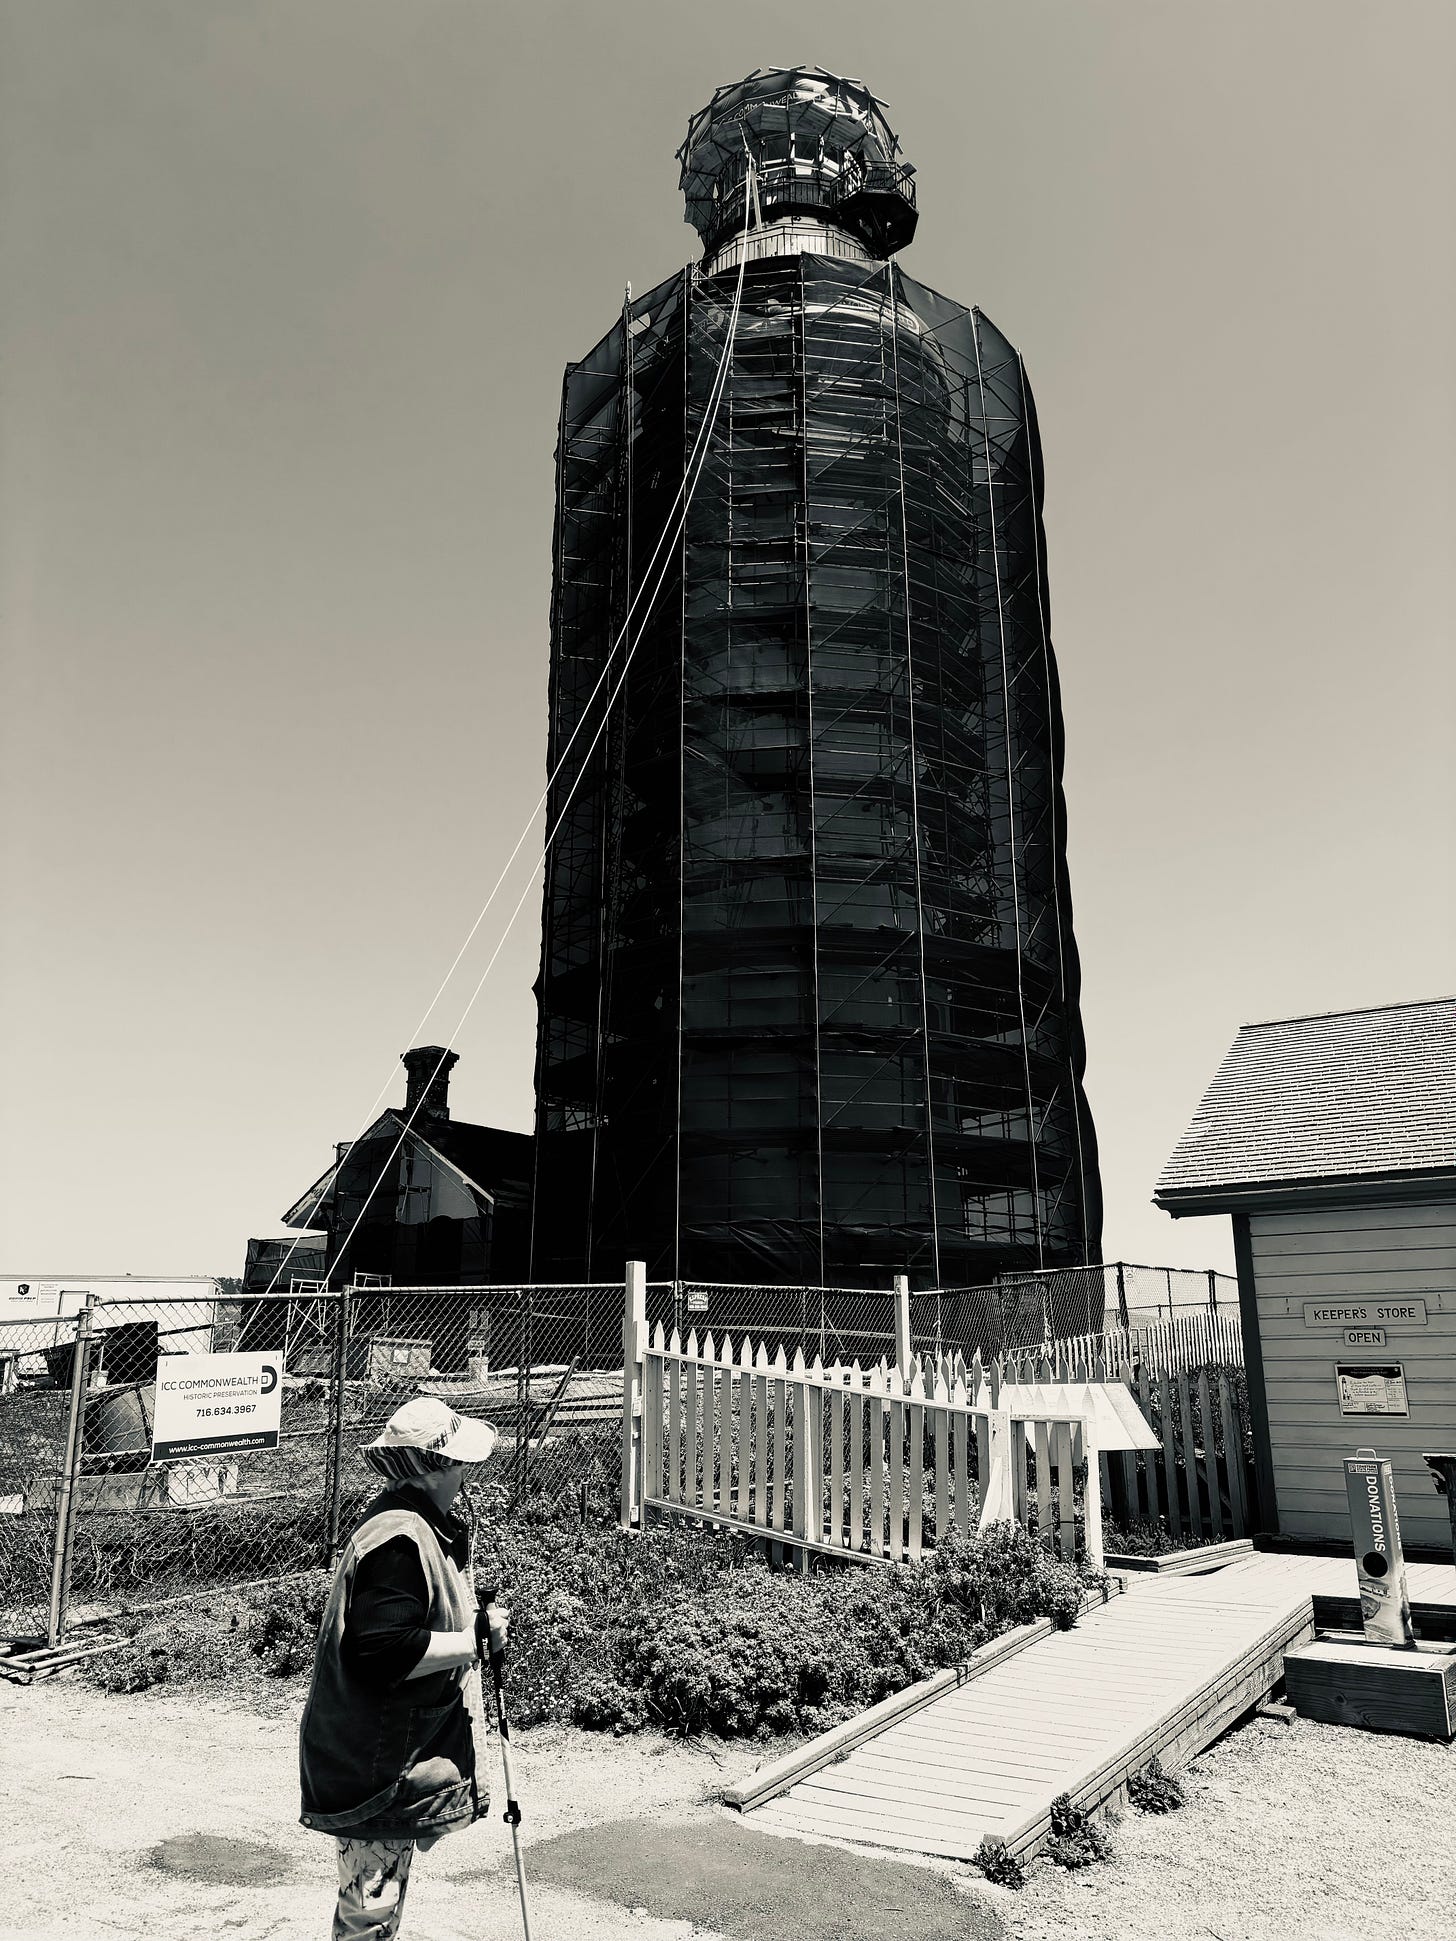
left=151, top=1353, right=282, bottom=1461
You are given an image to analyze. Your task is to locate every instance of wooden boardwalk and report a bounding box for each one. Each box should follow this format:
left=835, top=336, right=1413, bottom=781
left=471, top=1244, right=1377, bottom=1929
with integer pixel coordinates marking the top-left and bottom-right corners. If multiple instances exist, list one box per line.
left=743, top=1552, right=1377, bottom=1862
left=1192, top=1547, right=1456, bottom=1608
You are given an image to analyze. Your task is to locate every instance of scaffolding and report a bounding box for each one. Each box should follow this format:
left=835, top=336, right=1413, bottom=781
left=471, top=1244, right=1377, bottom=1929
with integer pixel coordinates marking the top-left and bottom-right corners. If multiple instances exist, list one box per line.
left=531, top=70, right=1101, bottom=1289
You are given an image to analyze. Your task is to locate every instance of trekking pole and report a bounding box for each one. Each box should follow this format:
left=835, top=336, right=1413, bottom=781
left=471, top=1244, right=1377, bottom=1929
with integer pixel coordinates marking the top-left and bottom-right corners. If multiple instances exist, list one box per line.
left=480, top=1605, right=533, bottom=1941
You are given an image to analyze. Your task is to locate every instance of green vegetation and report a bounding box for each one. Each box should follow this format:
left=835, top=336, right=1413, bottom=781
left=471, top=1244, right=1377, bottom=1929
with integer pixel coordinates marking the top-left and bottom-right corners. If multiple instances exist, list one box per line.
left=1044, top=1791, right=1114, bottom=1868
left=1127, top=1756, right=1187, bottom=1814
left=972, top=1836, right=1025, bottom=1889
left=86, top=1574, right=330, bottom=1693
left=86, top=1515, right=1105, bottom=1744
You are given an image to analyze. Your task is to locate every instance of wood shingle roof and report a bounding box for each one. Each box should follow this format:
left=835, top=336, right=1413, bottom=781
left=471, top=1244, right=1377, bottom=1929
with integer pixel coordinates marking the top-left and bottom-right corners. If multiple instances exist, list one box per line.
left=1155, top=997, right=1456, bottom=1213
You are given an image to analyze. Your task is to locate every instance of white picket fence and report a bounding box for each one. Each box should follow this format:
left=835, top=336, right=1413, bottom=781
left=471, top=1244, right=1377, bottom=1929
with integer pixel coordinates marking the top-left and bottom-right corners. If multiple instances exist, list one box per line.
left=1004, top=1315, right=1251, bottom=1544
left=619, top=1266, right=1104, bottom=1568
left=1004, top=1311, right=1243, bottom=1385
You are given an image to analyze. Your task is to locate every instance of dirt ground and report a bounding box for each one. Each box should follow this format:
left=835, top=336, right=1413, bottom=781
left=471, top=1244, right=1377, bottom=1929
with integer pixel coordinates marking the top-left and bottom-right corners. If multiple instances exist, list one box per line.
left=1000, top=1708, right=1456, bottom=1941
left=4, top=1675, right=1455, bottom=1941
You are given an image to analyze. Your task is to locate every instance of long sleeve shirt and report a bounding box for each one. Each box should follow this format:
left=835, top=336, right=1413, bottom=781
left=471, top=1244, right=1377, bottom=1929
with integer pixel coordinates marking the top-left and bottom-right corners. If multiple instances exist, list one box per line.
left=340, top=1486, right=472, bottom=1704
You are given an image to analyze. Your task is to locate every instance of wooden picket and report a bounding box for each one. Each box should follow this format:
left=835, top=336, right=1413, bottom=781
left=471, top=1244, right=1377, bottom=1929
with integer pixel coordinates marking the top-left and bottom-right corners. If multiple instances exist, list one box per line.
left=617, top=1273, right=1249, bottom=1567
left=628, top=1323, right=1103, bottom=1568
left=999, top=1311, right=1252, bottom=1545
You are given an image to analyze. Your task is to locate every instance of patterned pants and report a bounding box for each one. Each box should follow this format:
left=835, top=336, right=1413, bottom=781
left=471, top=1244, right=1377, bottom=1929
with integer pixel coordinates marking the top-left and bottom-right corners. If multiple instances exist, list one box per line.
left=334, top=1836, right=415, bottom=1941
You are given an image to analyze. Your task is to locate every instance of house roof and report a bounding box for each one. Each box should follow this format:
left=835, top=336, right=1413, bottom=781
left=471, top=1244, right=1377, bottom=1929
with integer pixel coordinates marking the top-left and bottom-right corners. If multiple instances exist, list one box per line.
left=1155, top=997, right=1456, bottom=1214
left=428, top=1123, right=533, bottom=1209
left=281, top=1112, right=515, bottom=1231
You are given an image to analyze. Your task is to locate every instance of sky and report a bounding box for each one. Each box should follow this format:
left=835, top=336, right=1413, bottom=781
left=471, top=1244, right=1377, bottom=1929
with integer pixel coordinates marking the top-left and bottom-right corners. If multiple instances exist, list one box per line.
left=2, top=0, right=1452, bottom=1282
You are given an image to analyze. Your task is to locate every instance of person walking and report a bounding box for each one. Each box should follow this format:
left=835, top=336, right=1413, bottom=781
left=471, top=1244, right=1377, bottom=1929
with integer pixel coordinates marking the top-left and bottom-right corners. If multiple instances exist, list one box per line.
left=299, top=1395, right=508, bottom=1941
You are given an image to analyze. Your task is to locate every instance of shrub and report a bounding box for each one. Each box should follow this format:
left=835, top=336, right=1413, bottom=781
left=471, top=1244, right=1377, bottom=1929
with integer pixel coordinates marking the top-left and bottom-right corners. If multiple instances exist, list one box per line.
left=86, top=1602, right=238, bottom=1691
left=91, top=1642, right=170, bottom=1694
left=1127, top=1756, right=1186, bottom=1814
left=81, top=1502, right=1106, bottom=1745
left=927, top=1520, right=1092, bottom=1634
left=238, top=1573, right=330, bottom=1676
left=973, top=1836, right=1024, bottom=1889
left=1044, top=1791, right=1112, bottom=1868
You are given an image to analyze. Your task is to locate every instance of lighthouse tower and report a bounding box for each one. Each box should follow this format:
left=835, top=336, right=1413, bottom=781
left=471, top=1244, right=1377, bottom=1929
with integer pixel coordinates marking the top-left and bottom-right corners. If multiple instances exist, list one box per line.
left=531, top=67, right=1101, bottom=1288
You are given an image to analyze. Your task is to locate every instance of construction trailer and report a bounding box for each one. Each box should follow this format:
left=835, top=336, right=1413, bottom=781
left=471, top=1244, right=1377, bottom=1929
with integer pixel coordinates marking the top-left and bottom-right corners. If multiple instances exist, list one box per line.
left=531, top=66, right=1101, bottom=1290
left=0, top=1276, right=220, bottom=1391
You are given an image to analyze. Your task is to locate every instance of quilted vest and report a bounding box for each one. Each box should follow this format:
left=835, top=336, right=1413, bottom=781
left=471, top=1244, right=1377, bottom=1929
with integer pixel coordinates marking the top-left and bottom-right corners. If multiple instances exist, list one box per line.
left=298, top=1499, right=488, bottom=1843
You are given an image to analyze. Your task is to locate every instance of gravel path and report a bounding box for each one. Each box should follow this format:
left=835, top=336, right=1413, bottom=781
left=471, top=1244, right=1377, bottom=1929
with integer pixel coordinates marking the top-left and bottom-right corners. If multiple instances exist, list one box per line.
left=1003, top=1710, right=1456, bottom=1941
left=0, top=1675, right=763, bottom=1941
left=5, top=1674, right=1455, bottom=1940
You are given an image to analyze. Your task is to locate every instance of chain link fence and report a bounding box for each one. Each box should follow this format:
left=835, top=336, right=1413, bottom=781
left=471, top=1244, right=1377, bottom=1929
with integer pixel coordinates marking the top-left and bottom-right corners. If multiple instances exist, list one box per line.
left=2, top=1260, right=1241, bottom=1647
left=1, top=1282, right=650, bottom=1648
left=0, top=1311, right=85, bottom=1644
left=667, top=1283, right=903, bottom=1366
left=927, top=1264, right=1238, bottom=1360
left=664, top=1267, right=1239, bottom=1369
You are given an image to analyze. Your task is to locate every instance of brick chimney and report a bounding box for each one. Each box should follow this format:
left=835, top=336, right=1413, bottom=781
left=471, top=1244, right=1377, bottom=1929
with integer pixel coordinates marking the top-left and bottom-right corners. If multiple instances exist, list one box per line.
left=401, top=1046, right=457, bottom=1126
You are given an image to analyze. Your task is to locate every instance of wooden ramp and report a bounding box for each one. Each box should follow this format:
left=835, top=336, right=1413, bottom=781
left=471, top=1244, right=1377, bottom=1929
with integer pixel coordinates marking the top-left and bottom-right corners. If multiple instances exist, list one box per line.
left=745, top=1568, right=1315, bottom=1862
left=1192, top=1546, right=1456, bottom=1611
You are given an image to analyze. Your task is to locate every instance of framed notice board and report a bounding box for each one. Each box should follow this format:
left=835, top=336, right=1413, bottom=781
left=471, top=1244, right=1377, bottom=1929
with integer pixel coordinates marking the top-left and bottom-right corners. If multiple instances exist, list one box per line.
left=1335, top=1363, right=1410, bottom=1418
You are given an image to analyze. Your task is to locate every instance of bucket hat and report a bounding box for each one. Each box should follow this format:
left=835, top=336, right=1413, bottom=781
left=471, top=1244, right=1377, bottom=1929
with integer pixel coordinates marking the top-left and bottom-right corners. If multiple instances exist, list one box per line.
left=361, top=1395, right=498, bottom=1480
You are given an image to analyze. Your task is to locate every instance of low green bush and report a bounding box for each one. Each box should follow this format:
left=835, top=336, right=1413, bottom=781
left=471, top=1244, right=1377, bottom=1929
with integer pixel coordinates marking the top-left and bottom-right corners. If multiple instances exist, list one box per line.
left=1044, top=1791, right=1113, bottom=1868
left=84, top=1572, right=331, bottom=1692
left=973, top=1836, right=1025, bottom=1889
left=484, top=1515, right=1098, bottom=1740
left=84, top=1511, right=1104, bottom=1746
left=1127, top=1756, right=1186, bottom=1814
left=88, top=1603, right=241, bottom=1692
left=239, top=1572, right=331, bottom=1675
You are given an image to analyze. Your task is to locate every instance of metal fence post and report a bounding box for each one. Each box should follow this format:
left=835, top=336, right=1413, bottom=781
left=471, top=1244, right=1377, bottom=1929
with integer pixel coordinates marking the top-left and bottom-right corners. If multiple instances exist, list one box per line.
left=1115, top=1261, right=1129, bottom=1331
left=514, top=1290, right=534, bottom=1505
left=323, top=1289, right=350, bottom=1562
left=893, top=1274, right=911, bottom=1375
left=621, top=1260, right=647, bottom=1531
left=47, top=1291, right=98, bottom=1649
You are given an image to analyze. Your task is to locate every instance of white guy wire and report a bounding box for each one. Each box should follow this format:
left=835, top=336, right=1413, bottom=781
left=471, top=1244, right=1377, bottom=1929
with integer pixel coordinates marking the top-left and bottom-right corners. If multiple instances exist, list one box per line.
left=265, top=174, right=755, bottom=1296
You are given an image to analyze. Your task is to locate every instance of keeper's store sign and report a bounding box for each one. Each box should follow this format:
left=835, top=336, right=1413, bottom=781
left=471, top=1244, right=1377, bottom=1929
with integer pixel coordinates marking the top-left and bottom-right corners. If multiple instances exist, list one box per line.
left=151, top=1354, right=282, bottom=1461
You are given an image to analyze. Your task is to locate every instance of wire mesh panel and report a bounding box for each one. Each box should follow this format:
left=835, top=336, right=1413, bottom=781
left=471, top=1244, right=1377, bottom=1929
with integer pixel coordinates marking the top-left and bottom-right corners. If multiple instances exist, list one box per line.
left=336, top=1284, right=627, bottom=1528
left=924, top=1264, right=1238, bottom=1360
left=20, top=1282, right=639, bottom=1641
left=55, top=1292, right=337, bottom=1629
left=0, top=1312, right=82, bottom=1642
left=1117, top=1264, right=1238, bottom=1329
left=672, top=1283, right=902, bottom=1366
left=910, top=1284, right=1009, bottom=1362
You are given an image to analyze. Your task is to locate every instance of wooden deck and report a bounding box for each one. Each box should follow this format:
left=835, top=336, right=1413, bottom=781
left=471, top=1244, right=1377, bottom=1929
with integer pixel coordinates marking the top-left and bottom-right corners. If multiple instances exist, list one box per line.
left=742, top=1548, right=1446, bottom=1862
left=1191, top=1546, right=1456, bottom=1608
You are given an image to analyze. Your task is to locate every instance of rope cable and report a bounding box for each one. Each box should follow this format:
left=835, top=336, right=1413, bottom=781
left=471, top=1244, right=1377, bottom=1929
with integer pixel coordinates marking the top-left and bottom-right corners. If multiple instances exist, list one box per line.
left=970, top=314, right=1045, bottom=1270
left=263, top=175, right=754, bottom=1298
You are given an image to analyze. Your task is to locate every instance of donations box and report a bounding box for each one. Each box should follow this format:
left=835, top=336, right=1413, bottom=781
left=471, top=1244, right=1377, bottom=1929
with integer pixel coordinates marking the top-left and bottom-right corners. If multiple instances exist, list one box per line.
left=1344, top=1448, right=1415, bottom=1646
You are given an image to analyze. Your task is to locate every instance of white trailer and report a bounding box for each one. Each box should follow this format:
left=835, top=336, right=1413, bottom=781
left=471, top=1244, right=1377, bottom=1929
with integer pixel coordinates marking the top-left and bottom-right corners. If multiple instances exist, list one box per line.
left=0, top=1276, right=221, bottom=1377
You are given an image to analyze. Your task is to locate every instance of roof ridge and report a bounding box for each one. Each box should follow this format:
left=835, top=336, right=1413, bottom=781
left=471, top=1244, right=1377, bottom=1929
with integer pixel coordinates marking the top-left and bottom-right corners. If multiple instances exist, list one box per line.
left=1241, top=995, right=1456, bottom=1031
